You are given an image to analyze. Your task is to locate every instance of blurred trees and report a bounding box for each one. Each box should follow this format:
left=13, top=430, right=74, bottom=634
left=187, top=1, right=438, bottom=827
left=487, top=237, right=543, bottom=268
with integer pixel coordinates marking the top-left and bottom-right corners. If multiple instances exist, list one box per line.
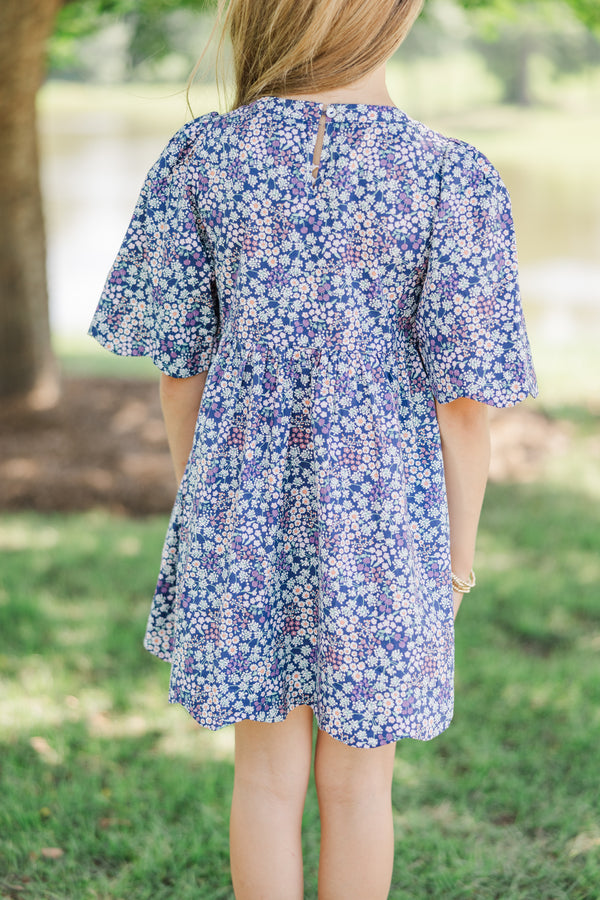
left=461, top=0, right=600, bottom=105
left=49, top=0, right=215, bottom=81
left=458, top=0, right=600, bottom=32
left=48, top=0, right=600, bottom=93
left=412, top=0, right=600, bottom=106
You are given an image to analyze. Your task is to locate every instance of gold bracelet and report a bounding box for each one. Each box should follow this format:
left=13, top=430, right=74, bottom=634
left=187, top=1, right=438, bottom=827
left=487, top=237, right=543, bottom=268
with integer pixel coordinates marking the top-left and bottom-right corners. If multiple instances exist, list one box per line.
left=451, top=569, right=476, bottom=594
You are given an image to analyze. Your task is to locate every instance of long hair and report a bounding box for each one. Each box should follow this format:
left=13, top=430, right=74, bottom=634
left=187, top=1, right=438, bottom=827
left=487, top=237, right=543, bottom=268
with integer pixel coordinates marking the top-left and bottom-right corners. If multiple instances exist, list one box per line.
left=188, top=0, right=424, bottom=112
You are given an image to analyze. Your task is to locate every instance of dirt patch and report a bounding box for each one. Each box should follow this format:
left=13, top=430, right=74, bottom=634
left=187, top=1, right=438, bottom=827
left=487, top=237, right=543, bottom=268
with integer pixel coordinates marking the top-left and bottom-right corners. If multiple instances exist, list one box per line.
left=0, top=378, right=176, bottom=516
left=0, top=376, right=570, bottom=516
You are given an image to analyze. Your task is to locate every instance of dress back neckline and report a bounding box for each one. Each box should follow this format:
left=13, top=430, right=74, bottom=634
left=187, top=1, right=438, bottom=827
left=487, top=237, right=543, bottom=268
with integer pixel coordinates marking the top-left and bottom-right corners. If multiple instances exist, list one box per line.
left=251, top=94, right=408, bottom=122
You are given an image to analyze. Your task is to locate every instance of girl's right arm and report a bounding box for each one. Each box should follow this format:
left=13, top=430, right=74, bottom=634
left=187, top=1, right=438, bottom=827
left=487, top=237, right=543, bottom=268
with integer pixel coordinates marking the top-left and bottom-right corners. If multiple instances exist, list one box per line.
left=160, top=371, right=208, bottom=485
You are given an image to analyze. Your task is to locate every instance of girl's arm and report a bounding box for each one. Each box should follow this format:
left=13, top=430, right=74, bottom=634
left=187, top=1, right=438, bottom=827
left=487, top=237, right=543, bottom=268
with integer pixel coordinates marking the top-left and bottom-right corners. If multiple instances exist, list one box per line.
left=160, top=371, right=208, bottom=484
left=435, top=397, right=491, bottom=620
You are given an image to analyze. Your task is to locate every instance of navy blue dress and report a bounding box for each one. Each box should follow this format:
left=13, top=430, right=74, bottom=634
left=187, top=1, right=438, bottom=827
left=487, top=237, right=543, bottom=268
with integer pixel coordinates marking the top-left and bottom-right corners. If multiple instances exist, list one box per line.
left=89, top=96, right=538, bottom=747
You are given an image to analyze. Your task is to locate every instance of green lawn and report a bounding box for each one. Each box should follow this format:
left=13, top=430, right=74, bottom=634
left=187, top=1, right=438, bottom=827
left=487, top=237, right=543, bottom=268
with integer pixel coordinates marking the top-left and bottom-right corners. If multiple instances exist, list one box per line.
left=1, top=402, right=600, bottom=898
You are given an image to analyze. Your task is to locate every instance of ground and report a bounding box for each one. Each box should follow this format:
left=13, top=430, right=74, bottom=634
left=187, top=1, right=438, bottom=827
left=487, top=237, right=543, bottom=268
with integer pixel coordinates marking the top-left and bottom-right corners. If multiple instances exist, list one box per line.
left=0, top=377, right=176, bottom=515
left=0, top=376, right=567, bottom=515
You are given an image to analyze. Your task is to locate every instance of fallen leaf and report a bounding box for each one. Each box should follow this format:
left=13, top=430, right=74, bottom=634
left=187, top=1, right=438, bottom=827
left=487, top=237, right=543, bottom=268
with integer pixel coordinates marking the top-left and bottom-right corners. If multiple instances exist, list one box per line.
left=41, top=847, right=64, bottom=859
left=98, top=816, right=132, bottom=829
left=39, top=806, right=52, bottom=819
left=567, top=831, right=600, bottom=857
left=29, top=736, right=61, bottom=765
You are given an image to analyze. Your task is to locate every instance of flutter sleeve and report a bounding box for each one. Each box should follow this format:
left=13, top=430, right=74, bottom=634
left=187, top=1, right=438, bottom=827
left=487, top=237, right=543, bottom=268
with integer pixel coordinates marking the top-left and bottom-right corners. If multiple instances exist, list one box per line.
left=88, top=115, right=221, bottom=377
left=415, top=140, right=538, bottom=406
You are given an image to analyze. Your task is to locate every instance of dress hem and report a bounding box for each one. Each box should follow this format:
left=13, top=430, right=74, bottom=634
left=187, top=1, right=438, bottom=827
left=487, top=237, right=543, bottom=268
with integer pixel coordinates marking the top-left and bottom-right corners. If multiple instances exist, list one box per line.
left=168, top=686, right=454, bottom=749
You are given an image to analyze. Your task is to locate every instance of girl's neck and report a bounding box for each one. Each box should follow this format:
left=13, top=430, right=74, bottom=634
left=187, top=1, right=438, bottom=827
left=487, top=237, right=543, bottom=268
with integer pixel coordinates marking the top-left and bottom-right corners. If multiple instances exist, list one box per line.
left=278, top=63, right=395, bottom=108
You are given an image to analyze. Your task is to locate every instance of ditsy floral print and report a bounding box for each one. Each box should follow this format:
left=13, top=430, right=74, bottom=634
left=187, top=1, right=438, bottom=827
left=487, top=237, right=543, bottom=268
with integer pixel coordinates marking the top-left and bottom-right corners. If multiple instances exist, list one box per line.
left=89, top=96, right=538, bottom=748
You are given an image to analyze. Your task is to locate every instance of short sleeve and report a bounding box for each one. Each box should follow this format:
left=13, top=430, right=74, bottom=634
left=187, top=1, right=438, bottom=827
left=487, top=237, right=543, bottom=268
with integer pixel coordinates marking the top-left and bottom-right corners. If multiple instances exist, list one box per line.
left=415, top=140, right=538, bottom=407
left=88, top=116, right=221, bottom=377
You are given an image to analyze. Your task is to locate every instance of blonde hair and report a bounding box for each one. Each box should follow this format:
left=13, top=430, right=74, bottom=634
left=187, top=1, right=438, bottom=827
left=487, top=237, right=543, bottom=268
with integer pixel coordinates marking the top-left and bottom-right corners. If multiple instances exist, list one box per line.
left=188, top=0, right=424, bottom=112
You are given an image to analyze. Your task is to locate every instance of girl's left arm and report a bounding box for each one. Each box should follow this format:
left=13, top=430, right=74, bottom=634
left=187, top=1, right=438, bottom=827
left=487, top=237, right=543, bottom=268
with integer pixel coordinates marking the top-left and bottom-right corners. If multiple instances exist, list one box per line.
left=435, top=397, right=491, bottom=620
left=160, top=371, right=208, bottom=484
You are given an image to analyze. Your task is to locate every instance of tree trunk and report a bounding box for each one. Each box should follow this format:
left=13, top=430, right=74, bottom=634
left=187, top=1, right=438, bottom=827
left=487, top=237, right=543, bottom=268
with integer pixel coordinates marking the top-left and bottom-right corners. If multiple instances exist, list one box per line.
left=0, top=0, right=62, bottom=408
left=507, top=36, right=533, bottom=106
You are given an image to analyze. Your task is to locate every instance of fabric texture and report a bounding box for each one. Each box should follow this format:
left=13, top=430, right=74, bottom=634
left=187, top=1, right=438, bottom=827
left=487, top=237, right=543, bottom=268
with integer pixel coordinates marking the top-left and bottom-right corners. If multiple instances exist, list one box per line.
left=89, top=96, right=538, bottom=748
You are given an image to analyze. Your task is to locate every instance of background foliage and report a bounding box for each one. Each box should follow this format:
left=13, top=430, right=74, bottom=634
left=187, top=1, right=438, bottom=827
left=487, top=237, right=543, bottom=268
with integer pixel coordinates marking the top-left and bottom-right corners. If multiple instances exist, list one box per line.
left=49, top=0, right=600, bottom=105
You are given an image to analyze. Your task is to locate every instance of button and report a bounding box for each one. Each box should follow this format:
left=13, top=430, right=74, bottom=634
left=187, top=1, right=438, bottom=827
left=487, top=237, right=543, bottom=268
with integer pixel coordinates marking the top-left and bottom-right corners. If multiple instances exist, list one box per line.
left=326, top=104, right=335, bottom=118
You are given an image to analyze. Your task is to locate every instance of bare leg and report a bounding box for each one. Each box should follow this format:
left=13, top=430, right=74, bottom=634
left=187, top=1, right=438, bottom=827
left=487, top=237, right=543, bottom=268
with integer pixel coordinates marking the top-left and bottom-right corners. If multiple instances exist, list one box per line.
left=229, top=704, right=314, bottom=900
left=314, top=728, right=396, bottom=900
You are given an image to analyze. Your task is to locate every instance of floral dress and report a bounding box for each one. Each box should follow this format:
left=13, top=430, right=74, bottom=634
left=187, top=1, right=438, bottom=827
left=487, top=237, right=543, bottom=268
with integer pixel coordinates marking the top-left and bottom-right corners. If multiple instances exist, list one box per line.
left=88, top=95, right=538, bottom=748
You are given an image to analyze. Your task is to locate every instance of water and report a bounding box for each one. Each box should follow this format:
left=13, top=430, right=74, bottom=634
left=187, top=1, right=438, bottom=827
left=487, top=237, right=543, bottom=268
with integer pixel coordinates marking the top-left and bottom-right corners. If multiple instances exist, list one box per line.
left=40, top=108, right=173, bottom=339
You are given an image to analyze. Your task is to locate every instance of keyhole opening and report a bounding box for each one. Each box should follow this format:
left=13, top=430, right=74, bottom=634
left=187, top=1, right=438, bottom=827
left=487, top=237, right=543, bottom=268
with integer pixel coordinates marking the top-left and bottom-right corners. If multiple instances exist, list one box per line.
left=311, top=108, right=328, bottom=186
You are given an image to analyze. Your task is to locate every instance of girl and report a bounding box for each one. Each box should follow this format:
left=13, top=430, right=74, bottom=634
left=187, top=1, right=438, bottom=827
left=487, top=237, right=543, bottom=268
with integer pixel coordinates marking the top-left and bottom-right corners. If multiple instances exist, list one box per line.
left=88, top=1, right=538, bottom=896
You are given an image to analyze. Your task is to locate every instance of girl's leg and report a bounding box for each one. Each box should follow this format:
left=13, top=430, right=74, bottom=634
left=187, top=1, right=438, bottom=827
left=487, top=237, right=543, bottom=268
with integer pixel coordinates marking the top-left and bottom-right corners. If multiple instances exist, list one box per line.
left=314, top=728, right=397, bottom=900
left=229, top=704, right=314, bottom=900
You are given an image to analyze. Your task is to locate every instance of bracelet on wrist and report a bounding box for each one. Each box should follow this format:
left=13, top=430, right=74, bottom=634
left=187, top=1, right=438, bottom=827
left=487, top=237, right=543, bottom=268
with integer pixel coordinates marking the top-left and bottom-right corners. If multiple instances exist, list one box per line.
left=451, top=569, right=476, bottom=594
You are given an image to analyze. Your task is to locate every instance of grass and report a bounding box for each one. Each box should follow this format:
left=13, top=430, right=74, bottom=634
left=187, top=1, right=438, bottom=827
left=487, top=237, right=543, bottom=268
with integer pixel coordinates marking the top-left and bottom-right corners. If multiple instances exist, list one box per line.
left=1, top=403, right=600, bottom=898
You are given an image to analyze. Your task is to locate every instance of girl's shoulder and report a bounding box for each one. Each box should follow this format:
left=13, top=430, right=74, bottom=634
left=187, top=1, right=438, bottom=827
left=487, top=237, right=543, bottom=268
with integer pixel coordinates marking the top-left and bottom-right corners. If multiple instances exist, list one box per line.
left=147, top=105, right=261, bottom=181
left=400, top=112, right=502, bottom=186
left=145, top=111, right=220, bottom=183
left=152, top=104, right=505, bottom=197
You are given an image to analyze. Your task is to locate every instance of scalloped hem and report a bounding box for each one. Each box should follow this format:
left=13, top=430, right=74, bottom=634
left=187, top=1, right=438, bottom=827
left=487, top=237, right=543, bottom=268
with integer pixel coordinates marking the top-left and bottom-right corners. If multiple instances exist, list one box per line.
left=168, top=688, right=453, bottom=749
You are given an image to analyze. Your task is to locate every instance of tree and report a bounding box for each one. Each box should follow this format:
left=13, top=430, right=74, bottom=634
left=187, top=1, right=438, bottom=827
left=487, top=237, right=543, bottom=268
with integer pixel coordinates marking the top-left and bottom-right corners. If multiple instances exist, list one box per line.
left=0, top=0, right=63, bottom=408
